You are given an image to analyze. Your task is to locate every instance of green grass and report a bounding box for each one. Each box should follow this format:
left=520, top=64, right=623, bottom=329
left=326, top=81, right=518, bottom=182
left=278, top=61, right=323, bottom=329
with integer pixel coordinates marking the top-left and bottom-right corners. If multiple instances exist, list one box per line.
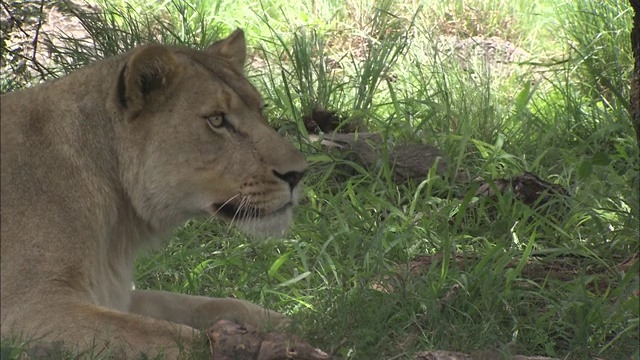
left=1, top=0, right=638, bottom=359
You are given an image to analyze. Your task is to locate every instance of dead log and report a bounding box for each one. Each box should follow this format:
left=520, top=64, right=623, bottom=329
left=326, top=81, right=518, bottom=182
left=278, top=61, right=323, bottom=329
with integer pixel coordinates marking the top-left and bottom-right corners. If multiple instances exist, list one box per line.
left=206, top=320, right=330, bottom=360
left=474, top=172, right=568, bottom=208
left=310, top=132, right=451, bottom=184
left=415, top=352, right=558, bottom=360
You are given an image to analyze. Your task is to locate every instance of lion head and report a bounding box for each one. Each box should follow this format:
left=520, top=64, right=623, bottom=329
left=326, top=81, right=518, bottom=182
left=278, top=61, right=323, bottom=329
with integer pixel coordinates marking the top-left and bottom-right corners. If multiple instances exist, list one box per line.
left=114, top=30, right=307, bottom=237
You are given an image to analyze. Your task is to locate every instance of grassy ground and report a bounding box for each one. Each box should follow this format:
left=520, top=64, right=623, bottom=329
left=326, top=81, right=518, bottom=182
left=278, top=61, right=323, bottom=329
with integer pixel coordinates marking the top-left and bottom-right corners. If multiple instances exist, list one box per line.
left=1, top=0, right=638, bottom=359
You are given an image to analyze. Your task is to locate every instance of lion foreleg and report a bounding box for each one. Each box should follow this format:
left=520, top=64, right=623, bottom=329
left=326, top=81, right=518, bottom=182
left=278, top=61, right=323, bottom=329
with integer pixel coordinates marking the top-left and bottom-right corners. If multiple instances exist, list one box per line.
left=4, top=299, right=199, bottom=359
left=129, top=289, right=288, bottom=331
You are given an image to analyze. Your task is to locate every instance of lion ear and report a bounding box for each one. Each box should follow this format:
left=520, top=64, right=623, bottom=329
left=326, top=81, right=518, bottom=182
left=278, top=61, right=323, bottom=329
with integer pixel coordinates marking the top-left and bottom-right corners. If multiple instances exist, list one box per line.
left=121, top=44, right=179, bottom=114
left=206, top=29, right=247, bottom=73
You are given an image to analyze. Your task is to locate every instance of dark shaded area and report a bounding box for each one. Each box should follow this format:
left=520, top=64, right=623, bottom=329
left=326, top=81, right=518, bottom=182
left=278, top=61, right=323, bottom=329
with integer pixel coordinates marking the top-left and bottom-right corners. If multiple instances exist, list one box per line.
left=303, top=109, right=343, bottom=133
left=374, top=252, right=638, bottom=301
left=468, top=172, right=571, bottom=224
left=631, top=0, right=640, bottom=148
left=474, top=172, right=569, bottom=208
left=302, top=108, right=361, bottom=134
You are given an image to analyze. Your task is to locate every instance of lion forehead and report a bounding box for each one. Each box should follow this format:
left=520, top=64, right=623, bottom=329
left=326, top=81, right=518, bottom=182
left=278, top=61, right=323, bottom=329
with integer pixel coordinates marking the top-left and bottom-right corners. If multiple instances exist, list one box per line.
left=175, top=50, right=263, bottom=108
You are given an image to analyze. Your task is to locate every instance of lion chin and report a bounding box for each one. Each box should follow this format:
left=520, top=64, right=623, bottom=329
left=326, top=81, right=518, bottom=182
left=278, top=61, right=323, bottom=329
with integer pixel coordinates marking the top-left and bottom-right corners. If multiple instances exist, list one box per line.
left=212, top=201, right=297, bottom=237
left=239, top=205, right=296, bottom=237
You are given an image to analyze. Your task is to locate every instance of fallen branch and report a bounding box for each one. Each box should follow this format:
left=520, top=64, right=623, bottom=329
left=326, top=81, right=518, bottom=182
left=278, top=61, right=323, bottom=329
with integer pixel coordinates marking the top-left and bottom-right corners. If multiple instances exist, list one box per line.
left=207, top=320, right=330, bottom=360
left=310, top=132, right=455, bottom=184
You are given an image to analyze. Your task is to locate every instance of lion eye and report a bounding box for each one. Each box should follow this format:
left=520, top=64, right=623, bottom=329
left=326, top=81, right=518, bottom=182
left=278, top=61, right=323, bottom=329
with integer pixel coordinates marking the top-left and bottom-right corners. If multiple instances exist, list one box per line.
left=205, top=113, right=226, bottom=131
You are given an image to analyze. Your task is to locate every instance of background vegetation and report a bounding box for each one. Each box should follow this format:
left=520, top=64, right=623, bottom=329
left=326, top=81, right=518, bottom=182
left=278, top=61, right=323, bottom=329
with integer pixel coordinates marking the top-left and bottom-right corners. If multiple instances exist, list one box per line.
left=1, top=0, right=638, bottom=359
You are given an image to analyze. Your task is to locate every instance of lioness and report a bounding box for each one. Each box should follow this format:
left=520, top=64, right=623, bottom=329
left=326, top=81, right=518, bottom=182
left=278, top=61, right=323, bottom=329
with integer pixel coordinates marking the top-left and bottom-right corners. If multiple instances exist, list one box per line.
left=0, top=29, right=307, bottom=358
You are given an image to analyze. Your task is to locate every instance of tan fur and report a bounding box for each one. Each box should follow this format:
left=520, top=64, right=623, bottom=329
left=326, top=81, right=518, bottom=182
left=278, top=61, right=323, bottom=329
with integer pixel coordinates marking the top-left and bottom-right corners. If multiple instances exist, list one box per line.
left=0, top=29, right=307, bottom=359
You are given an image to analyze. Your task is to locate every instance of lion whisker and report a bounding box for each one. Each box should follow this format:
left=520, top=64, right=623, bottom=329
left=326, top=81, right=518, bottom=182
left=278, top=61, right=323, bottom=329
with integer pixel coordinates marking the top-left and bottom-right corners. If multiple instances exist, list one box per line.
left=206, top=193, right=240, bottom=219
left=227, top=195, right=249, bottom=231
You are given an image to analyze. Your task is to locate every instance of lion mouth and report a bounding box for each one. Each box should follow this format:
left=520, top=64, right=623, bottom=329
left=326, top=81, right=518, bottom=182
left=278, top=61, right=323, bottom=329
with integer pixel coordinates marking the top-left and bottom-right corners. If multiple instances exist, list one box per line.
left=213, top=202, right=292, bottom=220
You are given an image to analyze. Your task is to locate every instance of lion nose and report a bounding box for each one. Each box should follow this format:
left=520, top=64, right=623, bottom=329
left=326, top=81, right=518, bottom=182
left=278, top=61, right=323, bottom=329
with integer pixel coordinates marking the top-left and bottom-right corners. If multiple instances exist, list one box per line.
left=273, top=170, right=306, bottom=190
